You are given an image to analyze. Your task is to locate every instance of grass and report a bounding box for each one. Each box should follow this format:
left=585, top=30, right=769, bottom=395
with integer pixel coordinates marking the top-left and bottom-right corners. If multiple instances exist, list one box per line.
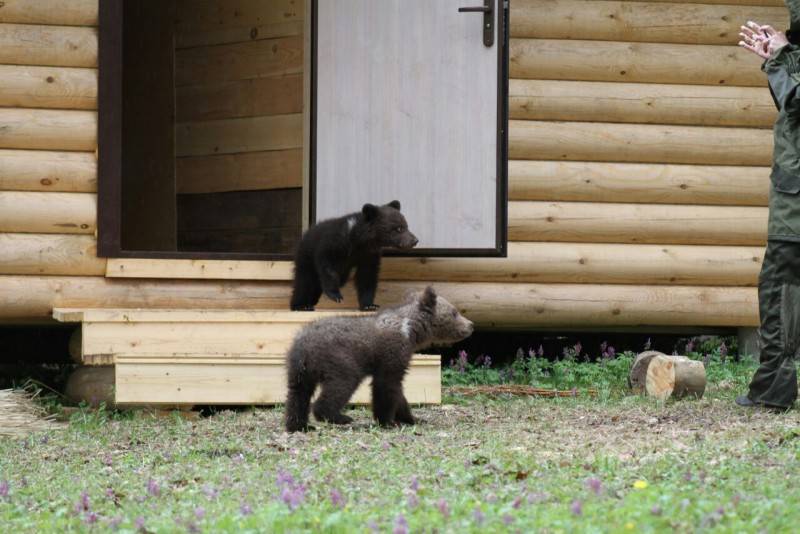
left=1, top=356, right=799, bottom=533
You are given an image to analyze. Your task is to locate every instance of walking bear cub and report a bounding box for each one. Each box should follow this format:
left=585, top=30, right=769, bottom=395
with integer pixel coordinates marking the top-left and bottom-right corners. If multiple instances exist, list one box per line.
left=284, top=287, right=473, bottom=432
left=290, top=201, right=418, bottom=311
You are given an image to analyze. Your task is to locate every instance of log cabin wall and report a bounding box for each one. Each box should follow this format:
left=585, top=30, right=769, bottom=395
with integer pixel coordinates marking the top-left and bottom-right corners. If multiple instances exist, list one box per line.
left=173, top=0, right=304, bottom=253
left=0, top=0, right=787, bottom=328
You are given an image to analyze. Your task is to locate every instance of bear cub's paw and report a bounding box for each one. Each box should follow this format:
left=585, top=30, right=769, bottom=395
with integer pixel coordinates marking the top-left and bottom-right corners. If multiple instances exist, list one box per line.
left=324, top=290, right=344, bottom=303
left=360, top=304, right=380, bottom=312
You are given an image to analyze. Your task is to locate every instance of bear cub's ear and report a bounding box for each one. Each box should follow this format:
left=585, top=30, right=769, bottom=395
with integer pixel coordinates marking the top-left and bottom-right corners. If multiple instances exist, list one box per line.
left=419, top=286, right=437, bottom=311
left=386, top=200, right=401, bottom=211
left=362, top=203, right=380, bottom=221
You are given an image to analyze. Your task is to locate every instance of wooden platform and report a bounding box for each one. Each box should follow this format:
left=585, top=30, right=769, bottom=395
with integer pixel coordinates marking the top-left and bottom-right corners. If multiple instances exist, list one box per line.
left=53, top=308, right=442, bottom=406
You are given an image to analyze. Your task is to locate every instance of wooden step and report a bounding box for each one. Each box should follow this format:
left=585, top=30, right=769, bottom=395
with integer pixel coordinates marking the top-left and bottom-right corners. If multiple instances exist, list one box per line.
left=53, top=308, right=442, bottom=406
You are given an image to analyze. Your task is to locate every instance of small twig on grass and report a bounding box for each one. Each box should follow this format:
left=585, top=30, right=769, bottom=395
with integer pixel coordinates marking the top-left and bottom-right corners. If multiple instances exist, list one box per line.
left=446, top=385, right=598, bottom=398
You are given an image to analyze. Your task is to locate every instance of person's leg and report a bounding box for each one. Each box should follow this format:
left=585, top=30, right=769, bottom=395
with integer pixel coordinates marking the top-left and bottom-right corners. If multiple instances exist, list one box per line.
left=742, top=242, right=800, bottom=408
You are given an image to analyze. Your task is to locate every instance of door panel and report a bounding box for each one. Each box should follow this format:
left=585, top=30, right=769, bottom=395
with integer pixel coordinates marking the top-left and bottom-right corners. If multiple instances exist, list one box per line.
left=314, top=0, right=506, bottom=254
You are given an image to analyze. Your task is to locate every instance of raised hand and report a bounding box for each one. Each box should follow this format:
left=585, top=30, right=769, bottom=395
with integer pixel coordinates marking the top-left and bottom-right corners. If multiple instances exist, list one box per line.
left=739, top=20, right=789, bottom=59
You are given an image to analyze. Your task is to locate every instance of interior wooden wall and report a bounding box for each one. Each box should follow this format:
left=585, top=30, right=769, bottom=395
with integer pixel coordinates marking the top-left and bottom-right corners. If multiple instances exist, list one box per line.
left=0, top=0, right=787, bottom=327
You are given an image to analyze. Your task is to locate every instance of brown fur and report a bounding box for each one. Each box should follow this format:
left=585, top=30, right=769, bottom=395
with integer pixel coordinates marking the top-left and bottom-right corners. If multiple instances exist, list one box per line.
left=284, top=287, right=473, bottom=432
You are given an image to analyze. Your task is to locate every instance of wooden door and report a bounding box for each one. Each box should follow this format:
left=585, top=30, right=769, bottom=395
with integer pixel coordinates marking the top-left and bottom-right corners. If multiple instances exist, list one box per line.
left=313, top=0, right=507, bottom=255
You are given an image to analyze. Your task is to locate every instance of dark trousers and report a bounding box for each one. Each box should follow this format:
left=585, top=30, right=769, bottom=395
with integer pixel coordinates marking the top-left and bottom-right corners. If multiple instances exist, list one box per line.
left=747, top=240, right=800, bottom=408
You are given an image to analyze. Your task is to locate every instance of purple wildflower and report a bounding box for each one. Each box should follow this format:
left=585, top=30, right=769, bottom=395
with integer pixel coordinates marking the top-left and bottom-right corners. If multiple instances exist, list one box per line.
left=409, top=476, right=419, bottom=492
left=194, top=507, right=206, bottom=519
left=574, top=342, right=583, bottom=356
left=108, top=516, right=122, bottom=530
left=281, top=485, right=306, bottom=510
left=0, top=480, right=9, bottom=499
left=135, top=517, right=146, bottom=531
left=482, top=355, right=492, bottom=368
left=276, top=470, right=295, bottom=487
left=146, top=478, right=160, bottom=498
left=607, top=345, right=616, bottom=358
left=84, top=511, right=99, bottom=525
left=75, top=491, right=90, bottom=513
left=437, top=498, right=450, bottom=518
left=393, top=514, right=409, bottom=534
left=473, top=507, right=485, bottom=525
left=686, top=339, right=695, bottom=353
left=720, top=342, right=728, bottom=361
left=330, top=488, right=346, bottom=508
left=382, top=441, right=391, bottom=451
left=537, top=345, right=544, bottom=357
left=240, top=503, right=253, bottom=516
left=503, top=514, right=514, bottom=525
left=512, top=495, right=523, bottom=509
left=585, top=477, right=603, bottom=496
left=452, top=350, right=469, bottom=373
left=407, top=492, right=419, bottom=508
left=203, top=485, right=219, bottom=500
left=571, top=499, right=583, bottom=516
left=367, top=519, right=380, bottom=532
left=651, top=505, right=663, bottom=516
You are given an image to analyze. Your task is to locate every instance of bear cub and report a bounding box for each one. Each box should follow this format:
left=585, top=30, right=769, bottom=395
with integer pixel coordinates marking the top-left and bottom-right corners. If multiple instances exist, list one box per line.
left=290, top=201, right=418, bottom=311
left=284, top=287, right=473, bottom=432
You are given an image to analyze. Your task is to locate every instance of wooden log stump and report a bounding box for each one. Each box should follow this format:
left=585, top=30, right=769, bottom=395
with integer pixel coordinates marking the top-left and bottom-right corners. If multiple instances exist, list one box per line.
left=68, top=327, right=82, bottom=364
left=64, top=365, right=114, bottom=408
left=645, top=355, right=706, bottom=401
left=628, top=350, right=664, bottom=393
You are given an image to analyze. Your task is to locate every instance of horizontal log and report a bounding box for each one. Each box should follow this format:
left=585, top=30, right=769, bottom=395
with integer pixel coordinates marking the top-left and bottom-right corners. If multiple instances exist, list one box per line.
left=175, top=0, right=303, bottom=48
left=381, top=242, right=763, bottom=286
left=0, top=0, right=98, bottom=26
left=511, top=0, right=787, bottom=45
left=176, top=35, right=303, bottom=86
left=176, top=113, right=303, bottom=157
left=0, top=233, right=105, bottom=275
left=644, top=0, right=781, bottom=5
left=510, top=79, right=775, bottom=128
left=508, top=161, right=769, bottom=206
left=0, top=276, right=758, bottom=327
left=508, top=201, right=767, bottom=245
left=509, top=120, right=773, bottom=166
left=176, top=73, right=302, bottom=122
left=177, top=149, right=302, bottom=194
left=0, top=65, right=96, bottom=110
left=0, top=149, right=96, bottom=192
left=510, top=39, right=766, bottom=86
left=0, top=109, right=96, bottom=151
left=0, top=191, right=96, bottom=234
left=0, top=23, right=97, bottom=68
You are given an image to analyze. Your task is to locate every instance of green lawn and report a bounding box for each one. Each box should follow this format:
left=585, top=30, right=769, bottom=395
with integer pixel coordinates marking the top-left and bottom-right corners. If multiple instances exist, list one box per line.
left=1, top=357, right=799, bottom=533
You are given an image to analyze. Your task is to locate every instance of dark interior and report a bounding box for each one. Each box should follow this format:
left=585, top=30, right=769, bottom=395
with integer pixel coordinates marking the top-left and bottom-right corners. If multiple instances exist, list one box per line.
left=117, top=0, right=303, bottom=256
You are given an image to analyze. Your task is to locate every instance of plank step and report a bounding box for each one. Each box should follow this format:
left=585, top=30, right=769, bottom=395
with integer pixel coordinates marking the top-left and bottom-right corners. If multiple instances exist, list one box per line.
left=53, top=308, right=442, bottom=406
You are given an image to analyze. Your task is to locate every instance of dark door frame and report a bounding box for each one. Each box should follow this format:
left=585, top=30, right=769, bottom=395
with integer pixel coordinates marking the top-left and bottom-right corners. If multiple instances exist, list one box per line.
left=97, top=0, right=508, bottom=261
left=309, top=0, right=509, bottom=258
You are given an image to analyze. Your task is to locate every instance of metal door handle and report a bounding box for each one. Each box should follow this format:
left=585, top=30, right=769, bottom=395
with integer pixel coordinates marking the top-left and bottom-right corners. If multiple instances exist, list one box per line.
left=458, top=0, right=494, bottom=47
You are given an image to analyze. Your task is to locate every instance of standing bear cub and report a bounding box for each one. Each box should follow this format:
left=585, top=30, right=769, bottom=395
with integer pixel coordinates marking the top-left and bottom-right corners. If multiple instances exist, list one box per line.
left=284, top=287, right=473, bottom=432
left=290, top=201, right=418, bottom=311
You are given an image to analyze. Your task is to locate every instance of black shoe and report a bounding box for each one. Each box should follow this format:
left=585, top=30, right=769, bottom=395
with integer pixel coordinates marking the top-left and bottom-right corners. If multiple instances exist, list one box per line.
left=735, top=395, right=790, bottom=412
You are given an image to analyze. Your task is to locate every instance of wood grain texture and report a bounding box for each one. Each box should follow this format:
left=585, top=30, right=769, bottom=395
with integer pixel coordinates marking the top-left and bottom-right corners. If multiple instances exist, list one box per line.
left=115, top=356, right=440, bottom=405
left=176, top=113, right=302, bottom=157
left=0, top=191, right=96, bottom=234
left=0, top=108, right=96, bottom=151
left=508, top=160, right=769, bottom=206
left=175, top=0, right=302, bottom=48
left=511, top=0, right=787, bottom=45
left=381, top=242, right=763, bottom=286
left=0, top=65, right=96, bottom=110
left=0, top=277, right=758, bottom=327
left=175, top=35, right=303, bottom=86
left=510, top=79, right=776, bottom=128
left=508, top=201, right=767, bottom=245
left=0, top=23, right=97, bottom=67
left=106, top=259, right=294, bottom=280
left=509, top=120, right=773, bottom=166
left=0, top=233, right=105, bottom=275
left=177, top=149, right=302, bottom=194
left=0, top=149, right=96, bottom=192
left=644, top=0, right=781, bottom=5
left=0, top=0, right=98, bottom=26
left=510, top=39, right=766, bottom=86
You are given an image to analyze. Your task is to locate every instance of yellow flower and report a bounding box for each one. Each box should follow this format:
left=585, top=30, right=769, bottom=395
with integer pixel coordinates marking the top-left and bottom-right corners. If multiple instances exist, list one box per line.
left=633, top=480, right=648, bottom=490
left=625, top=522, right=635, bottom=530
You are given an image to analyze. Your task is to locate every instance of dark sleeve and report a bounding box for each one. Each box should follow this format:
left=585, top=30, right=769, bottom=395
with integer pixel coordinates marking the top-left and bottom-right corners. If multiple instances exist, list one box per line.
left=763, top=45, right=800, bottom=111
